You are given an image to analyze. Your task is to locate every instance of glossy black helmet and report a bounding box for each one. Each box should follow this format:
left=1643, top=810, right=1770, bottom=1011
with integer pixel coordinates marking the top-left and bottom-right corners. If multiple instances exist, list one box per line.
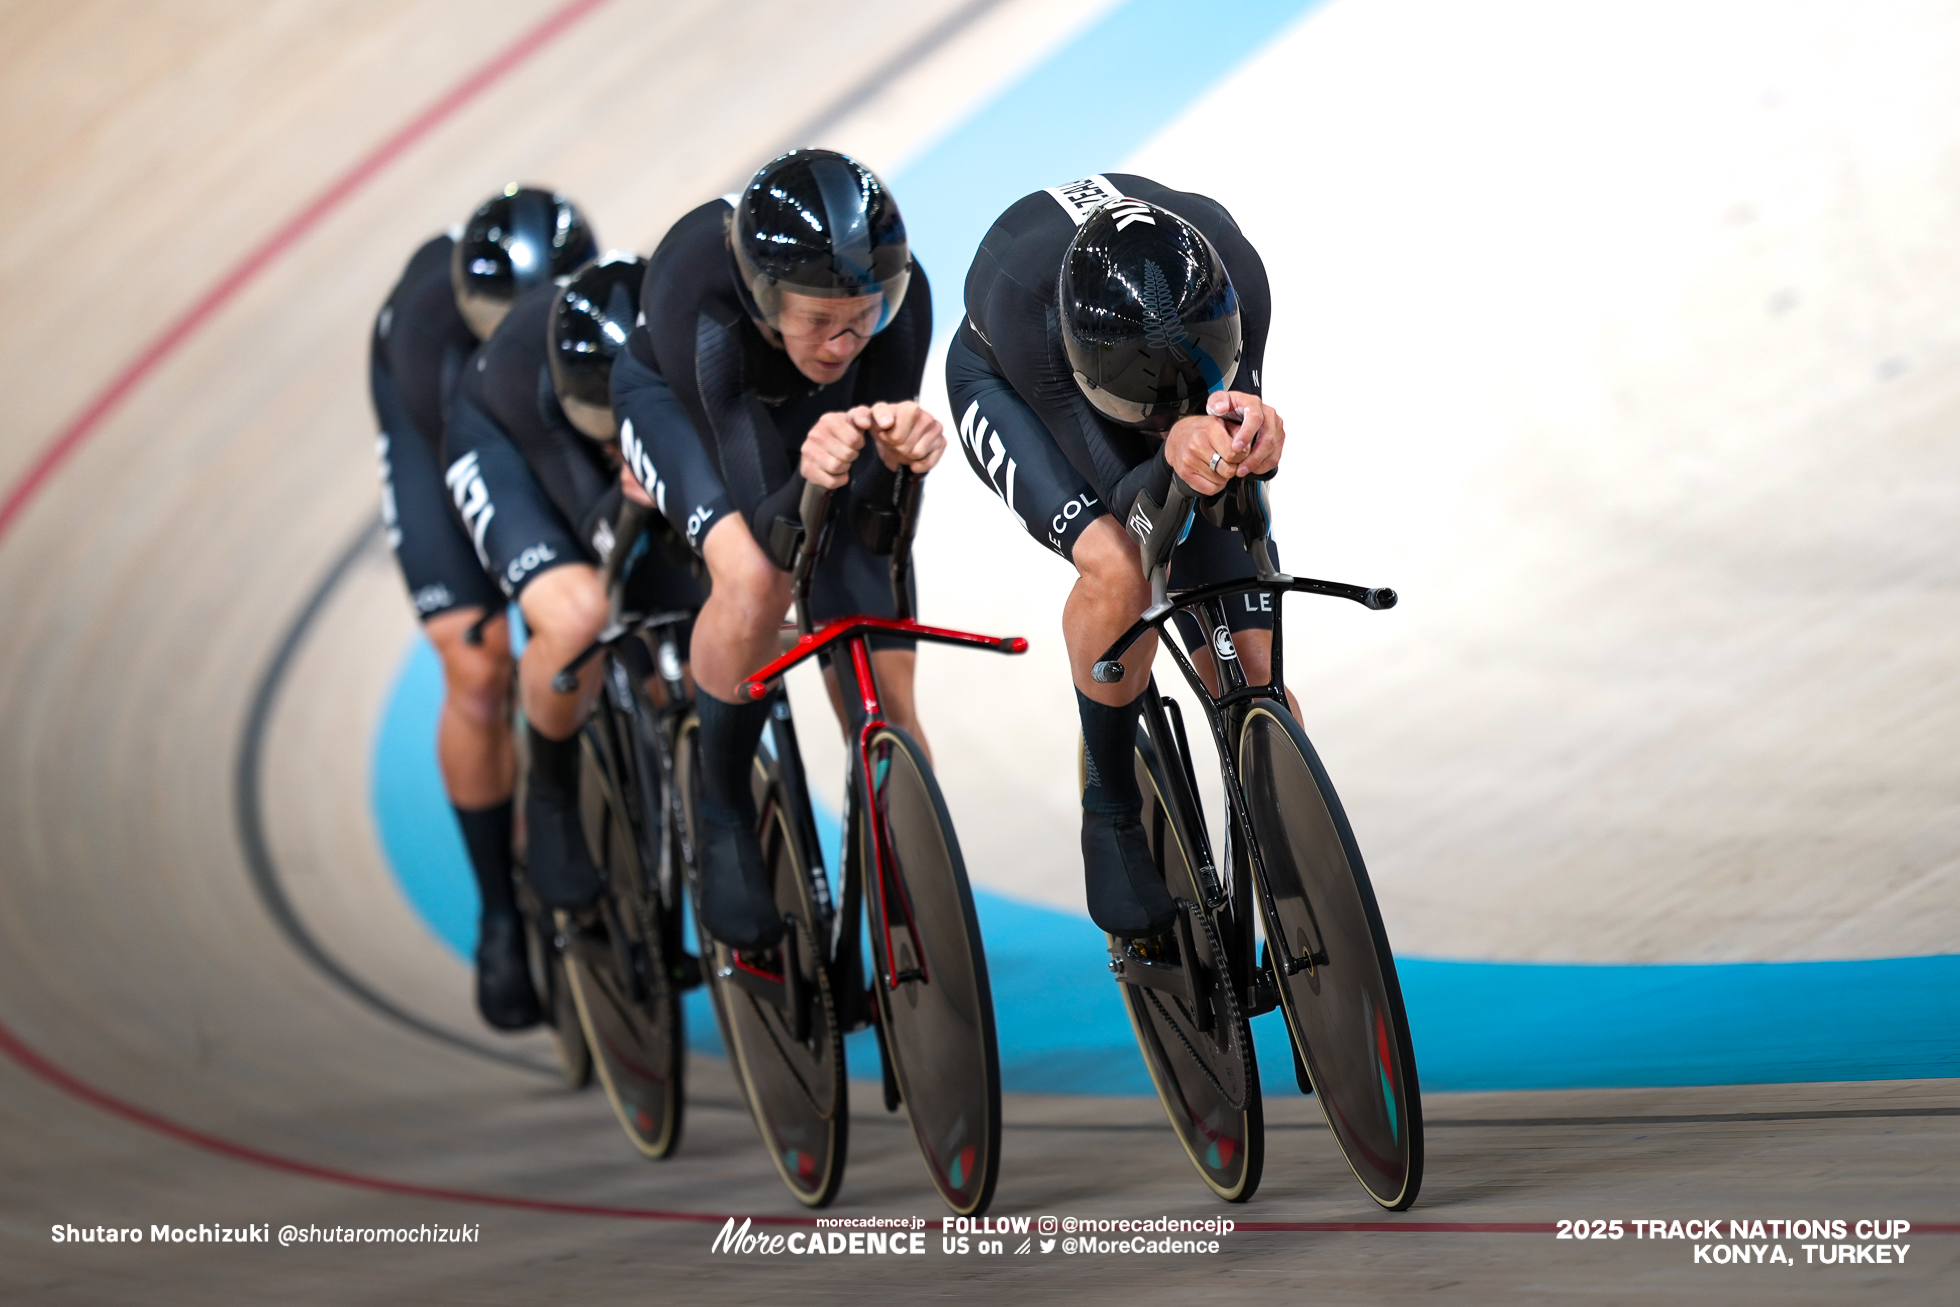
left=452, top=184, right=598, bottom=340
left=730, top=149, right=910, bottom=336
left=549, top=253, right=645, bottom=442
left=1059, top=198, right=1241, bottom=431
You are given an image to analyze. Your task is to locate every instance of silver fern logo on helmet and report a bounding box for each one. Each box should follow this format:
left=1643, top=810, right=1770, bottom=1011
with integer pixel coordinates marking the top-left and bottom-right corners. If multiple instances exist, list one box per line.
left=1140, top=260, right=1190, bottom=362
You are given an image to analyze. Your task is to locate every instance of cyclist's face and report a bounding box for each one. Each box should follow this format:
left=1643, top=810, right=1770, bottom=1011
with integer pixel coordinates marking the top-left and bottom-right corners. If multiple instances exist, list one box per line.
left=776, top=290, right=882, bottom=383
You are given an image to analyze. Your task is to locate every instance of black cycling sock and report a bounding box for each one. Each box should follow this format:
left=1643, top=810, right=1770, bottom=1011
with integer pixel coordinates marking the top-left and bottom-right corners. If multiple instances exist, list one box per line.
left=1078, top=688, right=1144, bottom=817
left=697, top=690, right=771, bottom=828
left=527, top=724, right=581, bottom=805
left=453, top=801, right=516, bottom=921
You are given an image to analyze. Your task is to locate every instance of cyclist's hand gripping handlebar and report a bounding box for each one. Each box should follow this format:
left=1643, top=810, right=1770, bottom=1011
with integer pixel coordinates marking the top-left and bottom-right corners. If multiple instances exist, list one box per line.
left=789, top=467, right=922, bottom=636
left=548, top=499, right=651, bottom=693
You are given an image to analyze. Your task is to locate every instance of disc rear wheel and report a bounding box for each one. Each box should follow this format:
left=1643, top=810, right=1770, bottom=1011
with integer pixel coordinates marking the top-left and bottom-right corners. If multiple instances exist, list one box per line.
left=563, top=721, right=684, bottom=1158
left=1239, top=704, right=1422, bottom=1210
left=861, top=727, right=1001, bottom=1217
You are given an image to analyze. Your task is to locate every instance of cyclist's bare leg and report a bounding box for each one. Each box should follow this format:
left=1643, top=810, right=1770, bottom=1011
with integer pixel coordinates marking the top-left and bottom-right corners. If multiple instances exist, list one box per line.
left=1184, top=631, right=1301, bottom=718
left=422, top=607, right=515, bottom=805
left=820, top=649, right=931, bottom=761
left=694, top=516, right=793, bottom=703
left=1063, top=517, right=1177, bottom=934
left=1065, top=517, right=1157, bottom=706
left=516, top=564, right=609, bottom=740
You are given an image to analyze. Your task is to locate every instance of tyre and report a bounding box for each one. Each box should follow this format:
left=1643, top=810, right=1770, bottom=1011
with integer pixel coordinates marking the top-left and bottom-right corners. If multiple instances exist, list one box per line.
left=1239, top=704, right=1422, bottom=1211
left=511, top=715, right=590, bottom=1090
left=859, top=726, right=1001, bottom=1217
left=562, top=708, right=685, bottom=1159
left=677, top=715, right=848, bottom=1207
left=1123, top=726, right=1263, bottom=1203
left=522, top=895, right=591, bottom=1089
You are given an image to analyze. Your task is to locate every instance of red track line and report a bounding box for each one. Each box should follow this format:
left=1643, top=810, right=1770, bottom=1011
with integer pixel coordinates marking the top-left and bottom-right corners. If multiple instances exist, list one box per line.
left=0, top=0, right=613, bottom=547
left=1240, top=1221, right=1553, bottom=1233
left=5, top=1007, right=1955, bottom=1232
left=0, top=1014, right=812, bottom=1226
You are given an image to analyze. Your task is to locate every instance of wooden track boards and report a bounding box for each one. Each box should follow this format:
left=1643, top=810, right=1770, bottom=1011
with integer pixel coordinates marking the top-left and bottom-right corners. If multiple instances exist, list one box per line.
left=0, top=2, right=1955, bottom=1303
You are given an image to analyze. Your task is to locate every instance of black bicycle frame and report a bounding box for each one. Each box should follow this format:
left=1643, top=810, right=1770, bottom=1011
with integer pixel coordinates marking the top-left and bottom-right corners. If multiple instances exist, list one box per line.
left=1092, top=477, right=1397, bottom=988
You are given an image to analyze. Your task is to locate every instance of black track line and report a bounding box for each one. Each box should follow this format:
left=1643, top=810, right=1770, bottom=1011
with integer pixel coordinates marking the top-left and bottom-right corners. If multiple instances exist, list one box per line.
left=234, top=518, right=559, bottom=1076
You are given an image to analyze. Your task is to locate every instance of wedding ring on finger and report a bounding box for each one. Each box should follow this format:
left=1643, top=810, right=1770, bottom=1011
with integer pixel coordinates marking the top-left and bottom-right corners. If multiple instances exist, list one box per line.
left=1208, top=451, right=1224, bottom=474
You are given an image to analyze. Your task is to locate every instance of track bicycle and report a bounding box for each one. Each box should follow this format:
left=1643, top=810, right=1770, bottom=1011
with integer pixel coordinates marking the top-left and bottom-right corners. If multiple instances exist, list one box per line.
left=682, top=468, right=1025, bottom=1214
left=538, top=503, right=702, bottom=1159
left=1091, top=475, right=1424, bottom=1210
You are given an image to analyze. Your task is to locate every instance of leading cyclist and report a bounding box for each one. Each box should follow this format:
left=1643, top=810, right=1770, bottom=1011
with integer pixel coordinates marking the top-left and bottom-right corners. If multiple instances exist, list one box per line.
left=948, top=174, right=1285, bottom=942
left=612, top=149, right=945, bottom=955
left=369, top=185, right=596, bottom=1028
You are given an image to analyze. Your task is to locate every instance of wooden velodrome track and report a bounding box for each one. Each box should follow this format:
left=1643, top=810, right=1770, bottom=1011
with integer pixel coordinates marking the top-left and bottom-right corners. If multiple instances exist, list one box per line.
left=1, top=2, right=1956, bottom=1302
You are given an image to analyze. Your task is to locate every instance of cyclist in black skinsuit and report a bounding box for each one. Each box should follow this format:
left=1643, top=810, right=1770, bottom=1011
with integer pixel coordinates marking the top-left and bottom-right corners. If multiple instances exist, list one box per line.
left=444, top=256, right=705, bottom=914
left=948, top=173, right=1289, bottom=941
left=612, top=150, right=945, bottom=953
left=370, top=186, right=595, bottom=1029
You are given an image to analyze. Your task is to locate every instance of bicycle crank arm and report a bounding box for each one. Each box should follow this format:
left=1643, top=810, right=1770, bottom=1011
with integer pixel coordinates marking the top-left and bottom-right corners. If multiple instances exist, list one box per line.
left=1108, top=906, right=1211, bottom=1032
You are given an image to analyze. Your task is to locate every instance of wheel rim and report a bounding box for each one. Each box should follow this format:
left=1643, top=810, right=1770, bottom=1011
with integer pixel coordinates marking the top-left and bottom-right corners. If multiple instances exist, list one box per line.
left=1240, top=706, right=1419, bottom=1209
left=864, top=729, right=1000, bottom=1216
left=544, top=947, right=592, bottom=1089
left=1125, top=739, right=1260, bottom=1202
left=566, top=736, right=682, bottom=1158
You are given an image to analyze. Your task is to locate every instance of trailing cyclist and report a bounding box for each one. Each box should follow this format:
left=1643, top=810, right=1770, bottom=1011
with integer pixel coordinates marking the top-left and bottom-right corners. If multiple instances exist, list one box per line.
left=369, top=184, right=595, bottom=1029
left=442, top=250, right=705, bottom=918
left=612, top=149, right=945, bottom=956
left=948, top=174, right=1287, bottom=942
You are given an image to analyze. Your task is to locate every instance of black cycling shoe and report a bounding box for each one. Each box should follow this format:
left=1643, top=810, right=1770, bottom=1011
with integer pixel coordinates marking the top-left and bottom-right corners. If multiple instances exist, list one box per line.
left=698, top=819, right=785, bottom=952
left=524, top=790, right=604, bottom=911
left=475, top=912, right=544, bottom=1030
left=1082, top=809, right=1178, bottom=938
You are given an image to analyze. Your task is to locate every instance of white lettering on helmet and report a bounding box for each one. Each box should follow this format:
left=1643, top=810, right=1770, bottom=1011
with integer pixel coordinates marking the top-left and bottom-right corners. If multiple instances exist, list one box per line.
left=1105, top=199, right=1157, bottom=231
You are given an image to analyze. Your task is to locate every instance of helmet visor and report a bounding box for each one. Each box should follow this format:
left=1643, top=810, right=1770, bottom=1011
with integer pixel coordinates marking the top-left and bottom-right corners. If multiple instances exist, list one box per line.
left=1071, top=307, right=1241, bottom=432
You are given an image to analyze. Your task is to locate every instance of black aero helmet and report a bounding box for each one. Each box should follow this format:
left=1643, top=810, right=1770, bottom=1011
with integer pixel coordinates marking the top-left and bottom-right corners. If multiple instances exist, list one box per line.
left=549, top=253, right=645, bottom=442
left=1059, top=198, right=1241, bottom=431
left=730, top=149, right=910, bottom=335
left=452, top=184, right=598, bottom=340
